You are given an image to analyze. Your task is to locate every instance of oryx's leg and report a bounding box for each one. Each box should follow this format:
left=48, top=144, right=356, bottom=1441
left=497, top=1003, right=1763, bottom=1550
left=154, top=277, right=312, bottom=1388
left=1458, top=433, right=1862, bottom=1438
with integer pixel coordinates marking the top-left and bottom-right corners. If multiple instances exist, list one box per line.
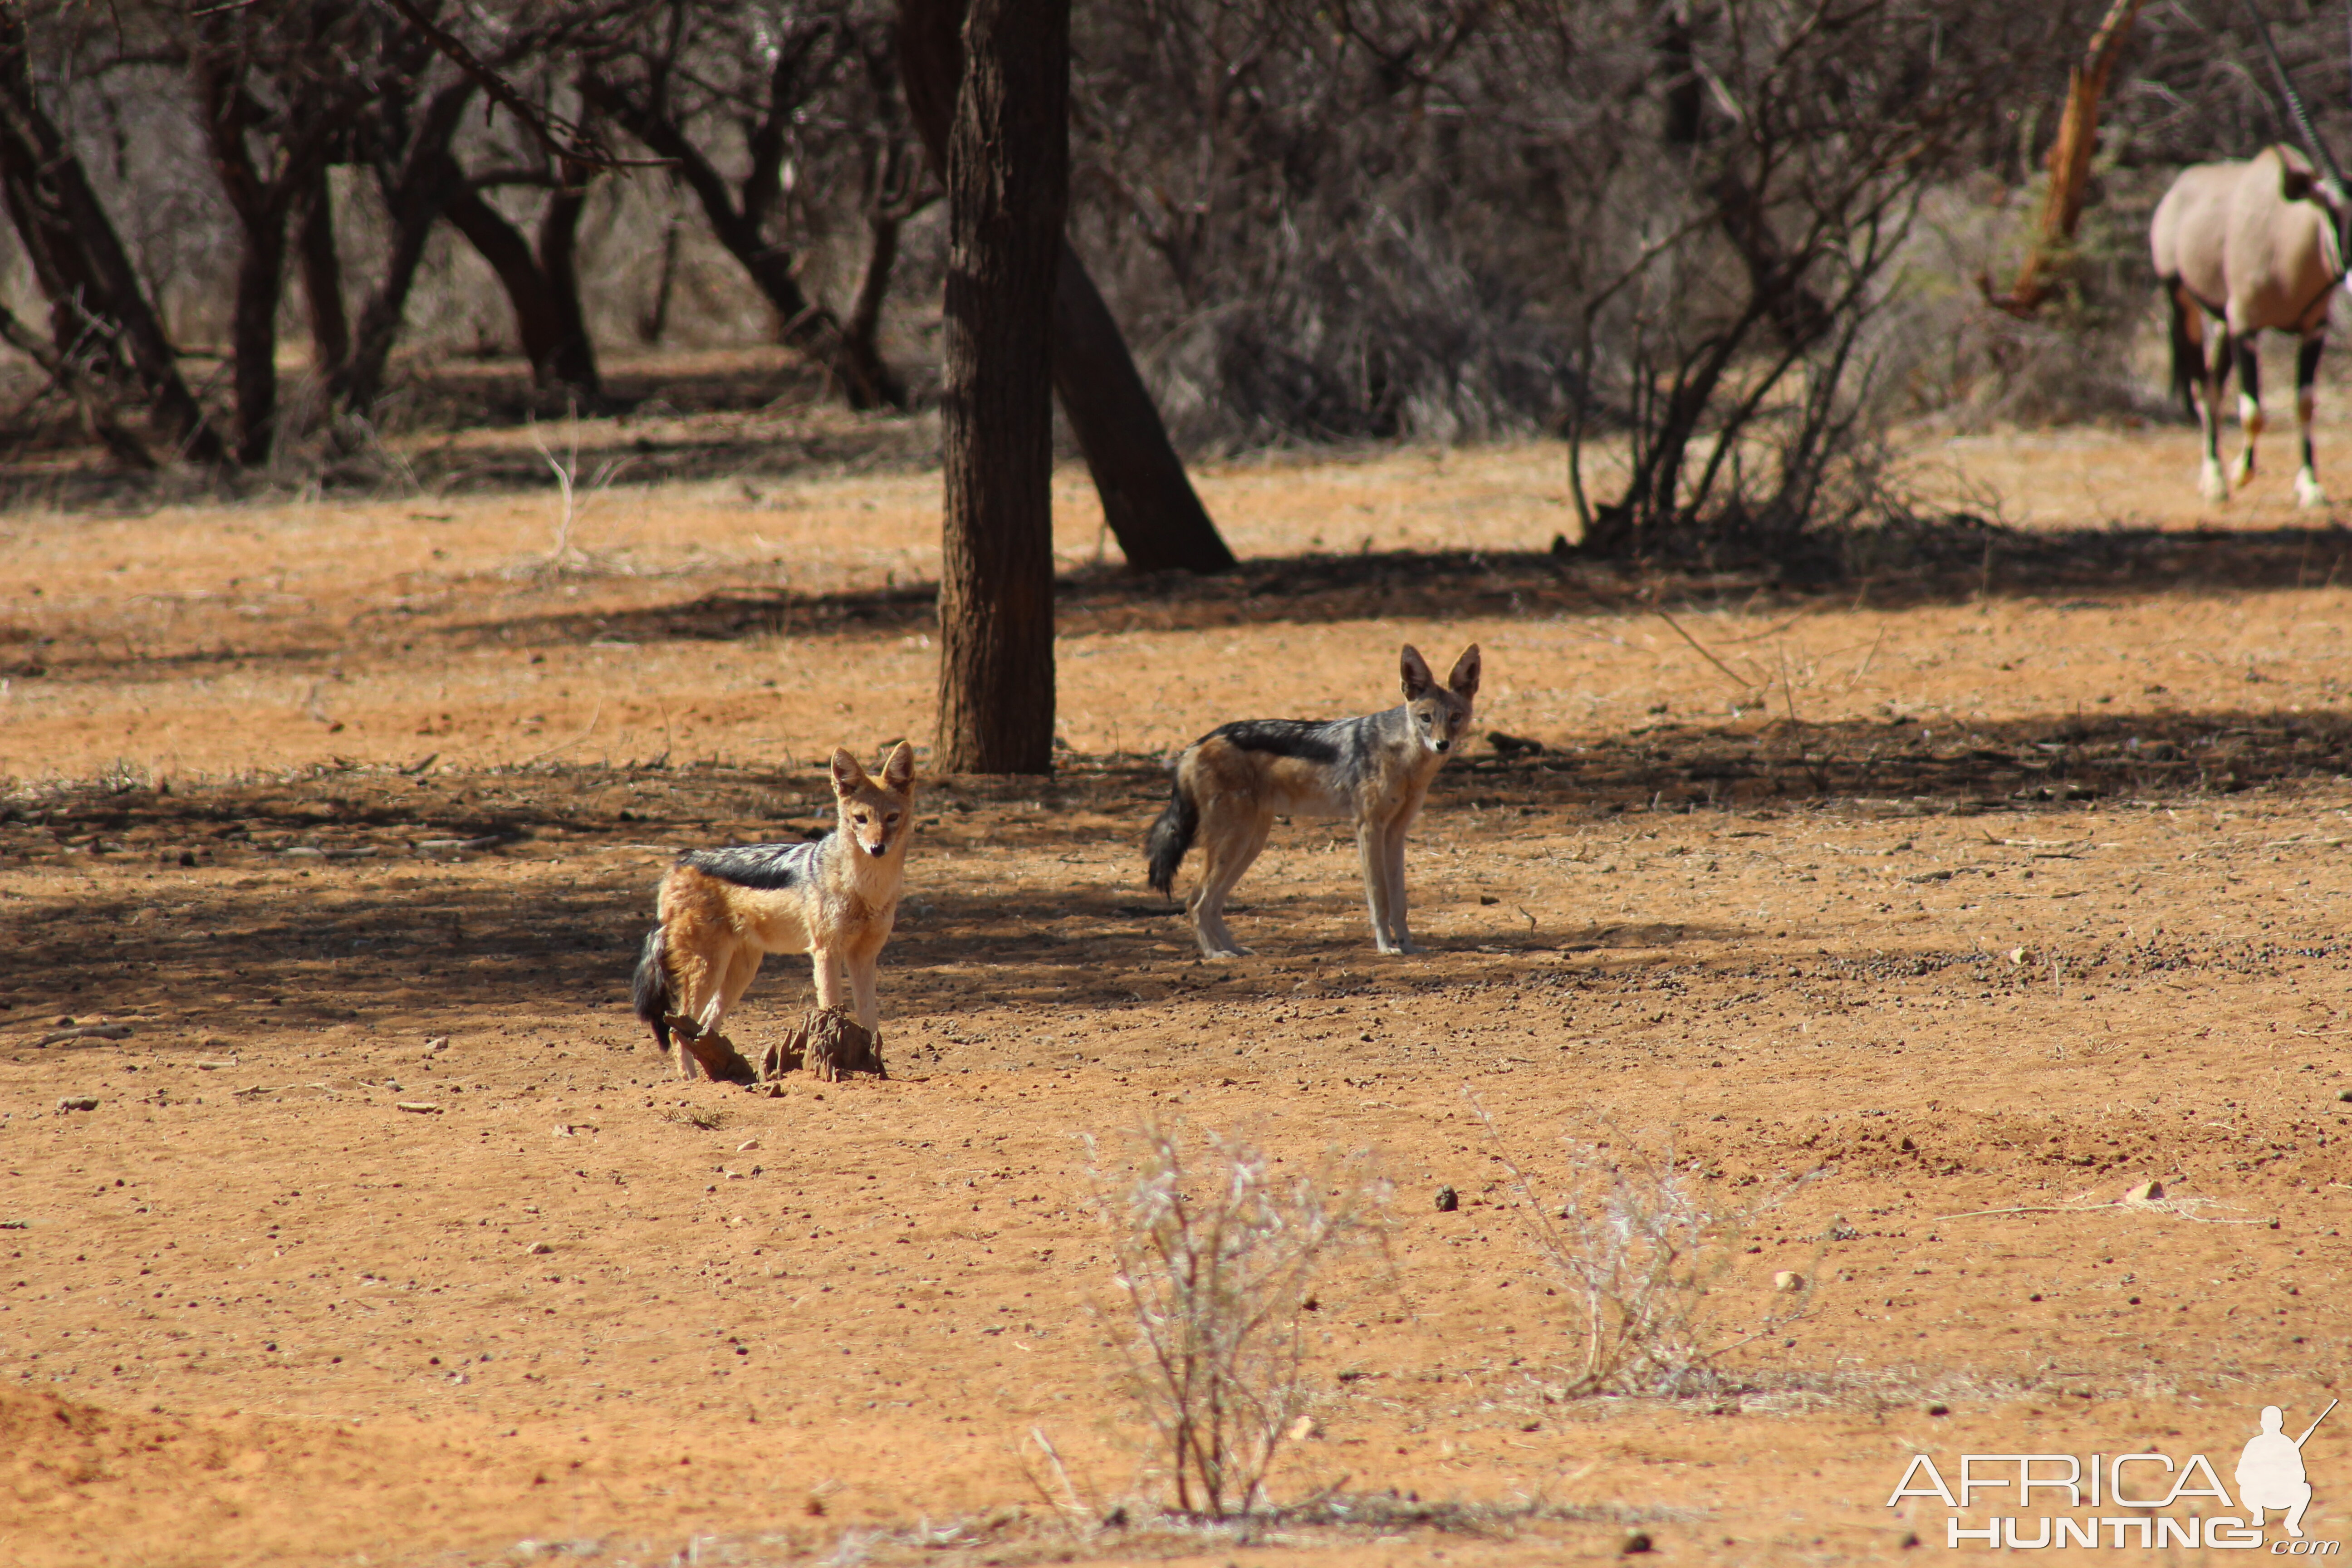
left=2295, top=333, right=2328, bottom=508
left=2231, top=336, right=2265, bottom=489
left=2193, top=307, right=2232, bottom=502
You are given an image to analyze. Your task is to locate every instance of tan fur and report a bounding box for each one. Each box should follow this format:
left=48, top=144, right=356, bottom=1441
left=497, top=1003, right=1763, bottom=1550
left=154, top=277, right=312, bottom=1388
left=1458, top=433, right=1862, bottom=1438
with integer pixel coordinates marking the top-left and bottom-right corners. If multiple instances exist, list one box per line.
left=647, top=742, right=915, bottom=1080
left=1170, top=643, right=1479, bottom=958
left=2151, top=147, right=2345, bottom=504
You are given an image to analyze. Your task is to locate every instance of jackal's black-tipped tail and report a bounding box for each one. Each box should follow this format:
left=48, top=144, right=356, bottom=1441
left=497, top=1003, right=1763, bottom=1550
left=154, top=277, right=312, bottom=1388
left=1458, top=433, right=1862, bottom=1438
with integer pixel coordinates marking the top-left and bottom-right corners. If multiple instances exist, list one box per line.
left=631, top=924, right=672, bottom=1049
left=1145, top=768, right=1198, bottom=897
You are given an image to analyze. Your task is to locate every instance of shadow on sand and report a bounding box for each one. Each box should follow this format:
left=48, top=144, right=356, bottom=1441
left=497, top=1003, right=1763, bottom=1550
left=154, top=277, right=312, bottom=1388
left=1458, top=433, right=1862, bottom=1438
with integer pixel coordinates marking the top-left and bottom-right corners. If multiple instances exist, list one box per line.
left=5, top=699, right=2347, bottom=1031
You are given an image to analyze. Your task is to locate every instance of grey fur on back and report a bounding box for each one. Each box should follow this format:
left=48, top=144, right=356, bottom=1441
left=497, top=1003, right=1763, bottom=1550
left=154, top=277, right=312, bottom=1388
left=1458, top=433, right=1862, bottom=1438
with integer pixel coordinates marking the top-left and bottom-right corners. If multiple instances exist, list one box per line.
left=1216, top=712, right=1395, bottom=791
left=677, top=839, right=823, bottom=890
left=1146, top=711, right=1396, bottom=894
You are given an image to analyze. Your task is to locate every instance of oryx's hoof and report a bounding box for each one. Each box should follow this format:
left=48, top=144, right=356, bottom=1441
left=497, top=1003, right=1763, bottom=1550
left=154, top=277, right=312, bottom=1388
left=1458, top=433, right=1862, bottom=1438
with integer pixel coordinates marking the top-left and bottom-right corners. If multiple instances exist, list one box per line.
left=2296, top=469, right=2328, bottom=509
left=2200, top=465, right=2230, bottom=504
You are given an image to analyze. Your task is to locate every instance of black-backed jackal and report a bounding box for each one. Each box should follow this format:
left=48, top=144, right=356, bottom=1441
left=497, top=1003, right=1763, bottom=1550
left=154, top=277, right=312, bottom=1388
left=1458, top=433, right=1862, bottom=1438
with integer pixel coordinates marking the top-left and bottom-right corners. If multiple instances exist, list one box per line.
left=1145, top=644, right=1480, bottom=958
left=631, top=743, right=915, bottom=1079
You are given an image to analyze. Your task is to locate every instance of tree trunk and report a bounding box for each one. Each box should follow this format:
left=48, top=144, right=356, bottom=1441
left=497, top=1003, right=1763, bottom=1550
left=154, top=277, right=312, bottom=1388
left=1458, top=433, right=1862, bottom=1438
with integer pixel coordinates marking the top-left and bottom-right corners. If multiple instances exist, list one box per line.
left=226, top=209, right=290, bottom=466
left=900, top=0, right=1234, bottom=576
left=1047, top=257, right=1234, bottom=572
left=196, top=54, right=310, bottom=466
left=535, top=162, right=602, bottom=397
left=440, top=176, right=603, bottom=403
left=1980, top=0, right=2147, bottom=317
left=298, top=167, right=350, bottom=380
left=0, top=11, right=221, bottom=461
left=837, top=196, right=905, bottom=407
left=581, top=66, right=908, bottom=411
left=933, top=0, right=1067, bottom=774
left=338, top=82, right=474, bottom=414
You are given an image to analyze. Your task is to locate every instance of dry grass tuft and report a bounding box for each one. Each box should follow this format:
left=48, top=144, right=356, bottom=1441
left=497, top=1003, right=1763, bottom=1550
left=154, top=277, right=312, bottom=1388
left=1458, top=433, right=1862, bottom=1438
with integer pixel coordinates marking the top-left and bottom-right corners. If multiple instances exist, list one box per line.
left=1483, top=1109, right=1818, bottom=1398
left=1088, top=1122, right=1386, bottom=1519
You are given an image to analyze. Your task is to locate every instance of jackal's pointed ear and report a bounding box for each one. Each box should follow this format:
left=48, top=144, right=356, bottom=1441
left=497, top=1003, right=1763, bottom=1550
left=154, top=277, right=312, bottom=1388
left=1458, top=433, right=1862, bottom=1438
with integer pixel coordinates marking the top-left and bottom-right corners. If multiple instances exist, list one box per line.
left=1400, top=643, right=1436, bottom=699
left=881, top=740, right=915, bottom=791
left=1447, top=644, right=1482, bottom=701
left=828, top=747, right=867, bottom=795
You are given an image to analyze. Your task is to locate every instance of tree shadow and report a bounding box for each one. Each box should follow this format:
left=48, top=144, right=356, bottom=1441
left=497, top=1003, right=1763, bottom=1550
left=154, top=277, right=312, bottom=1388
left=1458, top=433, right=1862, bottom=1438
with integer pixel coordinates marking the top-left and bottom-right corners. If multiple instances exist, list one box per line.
left=476, top=519, right=2352, bottom=651
left=4, top=706, right=2343, bottom=1041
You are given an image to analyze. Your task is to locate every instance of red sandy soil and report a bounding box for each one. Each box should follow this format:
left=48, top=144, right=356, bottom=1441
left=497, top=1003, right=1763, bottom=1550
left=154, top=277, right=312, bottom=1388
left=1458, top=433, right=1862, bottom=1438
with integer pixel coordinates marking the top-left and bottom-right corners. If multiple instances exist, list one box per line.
left=1, top=434, right=2348, bottom=1566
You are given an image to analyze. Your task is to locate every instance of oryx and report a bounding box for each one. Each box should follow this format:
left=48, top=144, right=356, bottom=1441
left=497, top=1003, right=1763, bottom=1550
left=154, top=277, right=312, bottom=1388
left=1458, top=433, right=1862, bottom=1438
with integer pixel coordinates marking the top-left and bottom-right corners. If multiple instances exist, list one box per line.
left=2150, top=144, right=2346, bottom=507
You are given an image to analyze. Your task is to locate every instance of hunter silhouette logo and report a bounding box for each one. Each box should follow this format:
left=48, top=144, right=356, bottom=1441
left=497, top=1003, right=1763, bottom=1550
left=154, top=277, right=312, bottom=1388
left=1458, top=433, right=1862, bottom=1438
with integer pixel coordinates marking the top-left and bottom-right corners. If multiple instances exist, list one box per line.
left=2241, top=1401, right=2334, bottom=1540
left=1886, top=1398, right=2338, bottom=1550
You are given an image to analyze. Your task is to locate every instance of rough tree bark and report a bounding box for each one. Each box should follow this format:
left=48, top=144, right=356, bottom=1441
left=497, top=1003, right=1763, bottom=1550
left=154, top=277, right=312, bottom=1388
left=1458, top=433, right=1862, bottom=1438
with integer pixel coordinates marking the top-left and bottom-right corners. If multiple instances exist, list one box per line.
left=337, top=80, right=474, bottom=413
left=0, top=9, right=221, bottom=461
left=191, top=24, right=366, bottom=466
left=580, top=57, right=906, bottom=411
left=439, top=168, right=604, bottom=402
left=900, top=0, right=1234, bottom=576
left=932, top=0, right=1067, bottom=774
left=1980, top=0, right=2148, bottom=317
left=296, top=168, right=350, bottom=381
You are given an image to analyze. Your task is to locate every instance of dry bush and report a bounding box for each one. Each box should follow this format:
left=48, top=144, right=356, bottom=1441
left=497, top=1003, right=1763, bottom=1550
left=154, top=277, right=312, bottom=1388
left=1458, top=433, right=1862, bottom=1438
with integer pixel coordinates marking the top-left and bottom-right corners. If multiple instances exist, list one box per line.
left=1883, top=173, right=2175, bottom=432
left=1088, top=1123, right=1386, bottom=1519
left=1490, top=1127, right=1816, bottom=1398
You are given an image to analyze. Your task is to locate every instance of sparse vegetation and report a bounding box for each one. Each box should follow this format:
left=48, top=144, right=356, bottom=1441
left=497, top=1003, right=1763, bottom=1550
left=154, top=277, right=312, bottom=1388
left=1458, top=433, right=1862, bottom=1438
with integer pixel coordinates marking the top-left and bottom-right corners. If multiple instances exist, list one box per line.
left=1487, top=1121, right=1816, bottom=1398
left=1089, top=1124, right=1387, bottom=1518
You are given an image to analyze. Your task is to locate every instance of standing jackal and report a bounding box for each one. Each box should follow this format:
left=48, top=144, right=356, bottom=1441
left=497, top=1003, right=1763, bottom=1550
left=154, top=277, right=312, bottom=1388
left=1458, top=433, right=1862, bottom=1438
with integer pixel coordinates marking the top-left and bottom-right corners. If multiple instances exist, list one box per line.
left=1146, top=643, right=1480, bottom=958
left=632, top=743, right=915, bottom=1079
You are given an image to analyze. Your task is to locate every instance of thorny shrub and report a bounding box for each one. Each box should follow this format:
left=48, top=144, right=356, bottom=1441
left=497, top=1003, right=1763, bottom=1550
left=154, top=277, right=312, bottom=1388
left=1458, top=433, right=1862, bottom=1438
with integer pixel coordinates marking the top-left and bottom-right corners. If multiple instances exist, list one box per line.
left=1486, top=1117, right=1818, bottom=1398
left=1088, top=1123, right=1387, bottom=1519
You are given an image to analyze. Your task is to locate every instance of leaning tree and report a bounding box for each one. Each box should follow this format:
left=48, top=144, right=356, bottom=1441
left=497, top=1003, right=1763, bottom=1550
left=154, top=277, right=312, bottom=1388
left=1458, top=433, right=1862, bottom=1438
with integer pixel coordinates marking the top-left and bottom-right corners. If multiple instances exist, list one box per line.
left=901, top=0, right=1233, bottom=578
left=931, top=0, right=1067, bottom=774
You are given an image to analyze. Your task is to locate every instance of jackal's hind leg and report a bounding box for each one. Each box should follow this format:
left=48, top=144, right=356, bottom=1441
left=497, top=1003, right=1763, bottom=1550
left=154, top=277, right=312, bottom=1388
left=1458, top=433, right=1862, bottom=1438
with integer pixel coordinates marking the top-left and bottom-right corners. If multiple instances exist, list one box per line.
left=657, top=927, right=731, bottom=1079
left=1188, top=808, right=1270, bottom=958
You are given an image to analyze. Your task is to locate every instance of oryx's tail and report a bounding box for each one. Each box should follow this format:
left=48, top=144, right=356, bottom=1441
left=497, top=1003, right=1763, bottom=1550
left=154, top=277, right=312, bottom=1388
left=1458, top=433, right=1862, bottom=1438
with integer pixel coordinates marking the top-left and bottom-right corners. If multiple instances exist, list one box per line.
left=2164, top=280, right=2200, bottom=422
left=1145, top=764, right=1199, bottom=898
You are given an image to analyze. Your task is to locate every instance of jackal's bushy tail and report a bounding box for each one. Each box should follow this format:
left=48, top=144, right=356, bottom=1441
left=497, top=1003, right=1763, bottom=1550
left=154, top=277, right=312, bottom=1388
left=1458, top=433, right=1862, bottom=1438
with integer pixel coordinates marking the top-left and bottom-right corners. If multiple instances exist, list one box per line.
left=631, top=924, right=672, bottom=1048
left=1145, top=768, right=1198, bottom=897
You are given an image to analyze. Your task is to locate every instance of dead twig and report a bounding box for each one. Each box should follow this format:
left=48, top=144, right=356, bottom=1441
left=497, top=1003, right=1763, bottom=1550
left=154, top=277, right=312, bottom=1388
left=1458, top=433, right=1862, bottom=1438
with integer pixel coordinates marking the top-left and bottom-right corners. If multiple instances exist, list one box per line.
left=1653, top=608, right=1763, bottom=701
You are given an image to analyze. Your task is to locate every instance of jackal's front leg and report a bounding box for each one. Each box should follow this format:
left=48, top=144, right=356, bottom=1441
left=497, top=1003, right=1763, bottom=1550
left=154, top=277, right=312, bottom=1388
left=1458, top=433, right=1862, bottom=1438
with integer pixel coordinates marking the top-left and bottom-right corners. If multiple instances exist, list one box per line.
left=809, top=946, right=853, bottom=1015
left=1357, top=818, right=1416, bottom=954
left=1380, top=820, right=1417, bottom=953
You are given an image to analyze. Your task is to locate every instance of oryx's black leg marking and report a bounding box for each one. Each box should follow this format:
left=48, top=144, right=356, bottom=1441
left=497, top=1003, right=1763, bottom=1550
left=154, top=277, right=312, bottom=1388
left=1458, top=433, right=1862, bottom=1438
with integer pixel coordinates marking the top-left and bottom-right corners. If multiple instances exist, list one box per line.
left=2234, top=336, right=2265, bottom=485
left=2198, top=314, right=2234, bottom=500
left=2297, top=333, right=2328, bottom=505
